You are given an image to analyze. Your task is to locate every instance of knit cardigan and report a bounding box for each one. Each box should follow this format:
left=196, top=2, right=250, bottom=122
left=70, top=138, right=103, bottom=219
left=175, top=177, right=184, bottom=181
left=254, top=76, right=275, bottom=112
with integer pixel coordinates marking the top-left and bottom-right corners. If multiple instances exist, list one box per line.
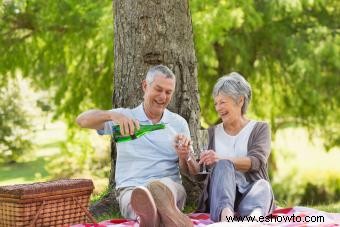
left=196, top=121, right=274, bottom=212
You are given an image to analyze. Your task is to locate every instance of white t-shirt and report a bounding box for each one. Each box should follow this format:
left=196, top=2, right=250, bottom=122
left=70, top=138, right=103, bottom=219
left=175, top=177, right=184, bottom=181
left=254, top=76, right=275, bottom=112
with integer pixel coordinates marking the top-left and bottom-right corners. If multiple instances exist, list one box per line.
left=98, top=103, right=190, bottom=189
left=214, top=121, right=256, bottom=192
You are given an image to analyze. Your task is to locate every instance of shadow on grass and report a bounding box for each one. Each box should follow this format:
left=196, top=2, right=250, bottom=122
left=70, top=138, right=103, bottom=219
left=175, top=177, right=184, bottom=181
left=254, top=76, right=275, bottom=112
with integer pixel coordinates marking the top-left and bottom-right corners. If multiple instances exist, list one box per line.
left=0, top=157, right=50, bottom=185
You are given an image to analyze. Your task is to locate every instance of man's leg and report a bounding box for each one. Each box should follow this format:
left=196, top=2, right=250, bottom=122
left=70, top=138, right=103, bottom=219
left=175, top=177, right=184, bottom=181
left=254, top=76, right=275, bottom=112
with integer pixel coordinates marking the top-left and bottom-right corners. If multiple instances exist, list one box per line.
left=158, top=177, right=187, bottom=210
left=116, top=186, right=137, bottom=219
left=147, top=179, right=193, bottom=227
left=117, top=186, right=160, bottom=227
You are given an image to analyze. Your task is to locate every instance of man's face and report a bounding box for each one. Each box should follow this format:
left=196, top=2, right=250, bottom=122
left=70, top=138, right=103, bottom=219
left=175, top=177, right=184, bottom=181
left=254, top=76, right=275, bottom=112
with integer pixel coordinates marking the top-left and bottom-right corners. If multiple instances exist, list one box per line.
left=142, top=74, right=176, bottom=117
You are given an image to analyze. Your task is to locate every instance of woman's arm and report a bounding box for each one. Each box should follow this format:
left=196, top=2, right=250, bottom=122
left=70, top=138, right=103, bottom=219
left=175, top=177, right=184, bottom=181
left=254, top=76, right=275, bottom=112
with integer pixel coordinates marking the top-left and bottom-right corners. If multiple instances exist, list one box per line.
left=247, top=122, right=271, bottom=172
left=199, top=152, right=251, bottom=172
left=222, top=157, right=251, bottom=172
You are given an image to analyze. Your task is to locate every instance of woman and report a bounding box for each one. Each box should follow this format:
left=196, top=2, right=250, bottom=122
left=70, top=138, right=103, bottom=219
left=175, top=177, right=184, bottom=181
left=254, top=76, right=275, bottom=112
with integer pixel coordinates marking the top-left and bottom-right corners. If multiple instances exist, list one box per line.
left=176, top=72, right=275, bottom=222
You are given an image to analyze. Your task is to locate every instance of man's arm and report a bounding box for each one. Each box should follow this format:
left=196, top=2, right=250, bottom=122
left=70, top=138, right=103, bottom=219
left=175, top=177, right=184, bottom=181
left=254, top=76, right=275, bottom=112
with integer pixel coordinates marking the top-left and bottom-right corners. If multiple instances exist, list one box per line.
left=179, top=152, right=200, bottom=176
left=76, top=110, right=114, bottom=130
left=76, top=109, right=140, bottom=135
left=175, top=134, right=200, bottom=176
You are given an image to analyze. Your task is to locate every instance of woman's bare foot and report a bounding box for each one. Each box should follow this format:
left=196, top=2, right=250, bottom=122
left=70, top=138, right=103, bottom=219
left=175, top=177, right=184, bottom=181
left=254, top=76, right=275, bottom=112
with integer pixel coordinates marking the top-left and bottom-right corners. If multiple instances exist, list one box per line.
left=220, top=207, right=234, bottom=222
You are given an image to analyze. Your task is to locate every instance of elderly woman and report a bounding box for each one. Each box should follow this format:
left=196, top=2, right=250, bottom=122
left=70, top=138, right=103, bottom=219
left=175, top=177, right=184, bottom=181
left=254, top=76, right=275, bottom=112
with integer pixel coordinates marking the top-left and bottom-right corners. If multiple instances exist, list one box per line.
left=176, top=72, right=275, bottom=222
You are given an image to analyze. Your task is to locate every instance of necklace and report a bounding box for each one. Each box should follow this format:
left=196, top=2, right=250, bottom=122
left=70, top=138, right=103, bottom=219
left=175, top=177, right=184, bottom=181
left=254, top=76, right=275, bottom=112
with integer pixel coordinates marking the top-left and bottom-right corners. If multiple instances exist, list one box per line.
left=233, top=135, right=238, bottom=153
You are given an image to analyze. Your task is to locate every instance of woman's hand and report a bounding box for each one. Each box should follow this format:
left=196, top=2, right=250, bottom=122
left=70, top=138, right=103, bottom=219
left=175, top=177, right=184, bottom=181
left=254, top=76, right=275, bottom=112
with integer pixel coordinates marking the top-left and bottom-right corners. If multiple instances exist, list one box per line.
left=174, top=134, right=191, bottom=160
left=199, top=150, right=220, bottom=166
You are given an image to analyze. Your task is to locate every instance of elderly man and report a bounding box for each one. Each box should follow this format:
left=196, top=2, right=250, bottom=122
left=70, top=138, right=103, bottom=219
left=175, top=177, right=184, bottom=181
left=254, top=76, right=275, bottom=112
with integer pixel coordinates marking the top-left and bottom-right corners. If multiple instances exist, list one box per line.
left=76, top=65, right=193, bottom=227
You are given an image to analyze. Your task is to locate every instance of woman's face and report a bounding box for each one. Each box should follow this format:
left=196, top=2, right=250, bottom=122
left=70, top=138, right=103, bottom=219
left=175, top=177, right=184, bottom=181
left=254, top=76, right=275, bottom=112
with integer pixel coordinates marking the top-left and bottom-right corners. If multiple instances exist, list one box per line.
left=214, top=94, right=243, bottom=123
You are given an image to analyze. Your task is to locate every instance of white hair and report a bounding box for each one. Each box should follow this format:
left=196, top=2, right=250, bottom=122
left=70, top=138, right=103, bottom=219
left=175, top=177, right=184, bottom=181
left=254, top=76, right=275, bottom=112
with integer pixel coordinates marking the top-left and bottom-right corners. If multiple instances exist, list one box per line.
left=213, top=72, right=252, bottom=114
left=145, top=65, right=175, bottom=85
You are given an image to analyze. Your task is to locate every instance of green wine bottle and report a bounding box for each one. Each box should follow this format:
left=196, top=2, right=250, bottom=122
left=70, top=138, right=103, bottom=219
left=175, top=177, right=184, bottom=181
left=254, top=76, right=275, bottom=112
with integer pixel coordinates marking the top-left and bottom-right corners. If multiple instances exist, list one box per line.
left=112, top=123, right=166, bottom=143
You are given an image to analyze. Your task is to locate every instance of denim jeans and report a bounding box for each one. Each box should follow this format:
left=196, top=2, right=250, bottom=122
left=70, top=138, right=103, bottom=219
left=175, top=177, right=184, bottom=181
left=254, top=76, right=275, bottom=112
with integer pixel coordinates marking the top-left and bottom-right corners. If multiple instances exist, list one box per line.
left=209, top=160, right=274, bottom=222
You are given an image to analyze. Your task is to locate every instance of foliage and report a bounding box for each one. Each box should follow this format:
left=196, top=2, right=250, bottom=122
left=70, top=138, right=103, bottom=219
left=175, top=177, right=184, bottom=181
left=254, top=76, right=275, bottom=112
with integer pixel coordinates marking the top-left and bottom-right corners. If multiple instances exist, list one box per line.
left=0, top=79, right=33, bottom=163
left=190, top=0, right=340, bottom=148
left=273, top=170, right=340, bottom=206
left=46, top=129, right=111, bottom=179
left=1, top=0, right=339, bottom=149
left=0, top=0, right=114, bottom=125
left=272, top=127, right=340, bottom=205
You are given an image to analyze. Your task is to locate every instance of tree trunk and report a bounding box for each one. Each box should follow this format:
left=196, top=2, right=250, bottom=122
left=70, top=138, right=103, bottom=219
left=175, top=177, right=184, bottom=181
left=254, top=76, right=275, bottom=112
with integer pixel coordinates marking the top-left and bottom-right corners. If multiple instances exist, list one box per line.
left=90, top=0, right=201, bottom=217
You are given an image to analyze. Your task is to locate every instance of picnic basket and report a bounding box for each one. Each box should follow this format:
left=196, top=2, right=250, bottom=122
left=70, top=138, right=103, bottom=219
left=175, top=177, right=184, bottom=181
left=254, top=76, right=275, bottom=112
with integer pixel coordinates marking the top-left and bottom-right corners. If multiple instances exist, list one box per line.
left=0, top=179, right=96, bottom=227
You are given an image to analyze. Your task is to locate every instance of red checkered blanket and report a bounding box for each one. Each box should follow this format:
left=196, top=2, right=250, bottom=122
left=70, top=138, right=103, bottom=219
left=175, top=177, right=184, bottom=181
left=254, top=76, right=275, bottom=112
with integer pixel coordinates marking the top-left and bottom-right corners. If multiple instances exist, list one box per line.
left=72, top=207, right=340, bottom=227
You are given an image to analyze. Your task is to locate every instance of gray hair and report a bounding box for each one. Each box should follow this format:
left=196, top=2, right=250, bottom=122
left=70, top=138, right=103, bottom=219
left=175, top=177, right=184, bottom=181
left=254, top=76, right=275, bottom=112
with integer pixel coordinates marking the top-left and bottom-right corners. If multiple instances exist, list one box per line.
left=213, top=72, right=252, bottom=114
left=145, top=65, right=176, bottom=85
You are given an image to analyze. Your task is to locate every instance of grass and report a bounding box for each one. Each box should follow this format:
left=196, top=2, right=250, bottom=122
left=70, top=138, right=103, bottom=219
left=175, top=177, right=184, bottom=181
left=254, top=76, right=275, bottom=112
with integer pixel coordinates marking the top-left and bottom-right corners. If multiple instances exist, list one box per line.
left=0, top=121, right=65, bottom=186
left=0, top=157, right=50, bottom=186
left=1, top=119, right=339, bottom=213
left=312, top=202, right=340, bottom=213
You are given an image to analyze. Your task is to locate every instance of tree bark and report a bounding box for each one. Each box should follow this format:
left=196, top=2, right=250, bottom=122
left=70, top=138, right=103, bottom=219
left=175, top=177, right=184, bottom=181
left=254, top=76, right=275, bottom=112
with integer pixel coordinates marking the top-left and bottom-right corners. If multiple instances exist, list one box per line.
left=90, top=0, right=201, bottom=217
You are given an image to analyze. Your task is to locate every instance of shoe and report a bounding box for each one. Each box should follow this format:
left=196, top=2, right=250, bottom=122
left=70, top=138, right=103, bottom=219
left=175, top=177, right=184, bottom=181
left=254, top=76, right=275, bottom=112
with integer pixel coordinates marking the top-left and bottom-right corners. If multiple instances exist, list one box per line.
left=147, top=181, right=193, bottom=227
left=130, top=186, right=160, bottom=227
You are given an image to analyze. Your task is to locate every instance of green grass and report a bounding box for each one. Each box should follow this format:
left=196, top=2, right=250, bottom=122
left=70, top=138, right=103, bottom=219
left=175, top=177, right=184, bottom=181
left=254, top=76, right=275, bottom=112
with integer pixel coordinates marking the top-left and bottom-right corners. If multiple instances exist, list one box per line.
left=0, top=121, right=65, bottom=186
left=0, top=157, right=50, bottom=186
left=1, top=121, right=340, bottom=213
left=312, top=202, right=340, bottom=213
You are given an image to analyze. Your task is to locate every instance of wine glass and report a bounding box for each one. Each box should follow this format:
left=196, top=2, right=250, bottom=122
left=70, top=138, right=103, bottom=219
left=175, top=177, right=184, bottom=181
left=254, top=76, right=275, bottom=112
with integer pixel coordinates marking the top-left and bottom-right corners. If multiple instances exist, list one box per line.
left=197, top=131, right=210, bottom=175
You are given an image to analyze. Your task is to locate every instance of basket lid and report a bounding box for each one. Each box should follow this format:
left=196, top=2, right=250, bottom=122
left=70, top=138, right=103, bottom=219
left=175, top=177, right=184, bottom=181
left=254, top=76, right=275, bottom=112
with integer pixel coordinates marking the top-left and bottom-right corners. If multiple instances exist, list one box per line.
left=0, top=179, right=94, bottom=199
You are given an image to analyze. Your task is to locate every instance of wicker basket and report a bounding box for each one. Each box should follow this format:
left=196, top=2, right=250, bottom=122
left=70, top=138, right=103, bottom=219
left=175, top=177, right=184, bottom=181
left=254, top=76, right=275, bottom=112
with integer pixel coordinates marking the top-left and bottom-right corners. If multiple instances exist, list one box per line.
left=0, top=179, right=96, bottom=227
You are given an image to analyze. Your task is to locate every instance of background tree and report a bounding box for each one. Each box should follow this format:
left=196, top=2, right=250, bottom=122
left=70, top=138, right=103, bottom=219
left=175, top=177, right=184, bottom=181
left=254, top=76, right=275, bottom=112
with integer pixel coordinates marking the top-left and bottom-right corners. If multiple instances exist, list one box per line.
left=0, top=0, right=114, bottom=124
left=1, top=0, right=339, bottom=210
left=0, top=79, right=32, bottom=164
left=191, top=0, right=339, bottom=148
left=1, top=0, right=338, bottom=149
left=90, top=0, right=202, bottom=216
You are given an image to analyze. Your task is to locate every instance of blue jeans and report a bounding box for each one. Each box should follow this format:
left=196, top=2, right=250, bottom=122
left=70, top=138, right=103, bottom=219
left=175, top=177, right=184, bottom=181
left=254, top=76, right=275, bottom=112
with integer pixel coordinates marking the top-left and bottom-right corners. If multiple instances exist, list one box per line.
left=209, top=160, right=274, bottom=222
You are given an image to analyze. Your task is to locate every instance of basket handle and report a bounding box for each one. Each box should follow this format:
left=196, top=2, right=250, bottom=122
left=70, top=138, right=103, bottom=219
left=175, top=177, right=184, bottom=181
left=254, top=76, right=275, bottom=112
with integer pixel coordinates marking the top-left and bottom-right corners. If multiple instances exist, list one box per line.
left=73, top=197, right=98, bottom=224
left=29, top=201, right=46, bottom=227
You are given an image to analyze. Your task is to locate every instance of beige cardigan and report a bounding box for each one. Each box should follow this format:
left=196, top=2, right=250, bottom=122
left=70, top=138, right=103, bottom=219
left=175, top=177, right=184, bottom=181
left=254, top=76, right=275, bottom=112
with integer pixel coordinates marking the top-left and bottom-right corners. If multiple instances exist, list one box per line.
left=196, top=121, right=275, bottom=212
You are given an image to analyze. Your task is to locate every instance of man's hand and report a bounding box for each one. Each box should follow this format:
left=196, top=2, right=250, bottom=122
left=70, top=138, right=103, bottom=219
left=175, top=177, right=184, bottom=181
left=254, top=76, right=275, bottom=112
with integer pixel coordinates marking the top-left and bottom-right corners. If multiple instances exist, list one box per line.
left=174, top=134, right=191, bottom=160
left=111, top=112, right=140, bottom=136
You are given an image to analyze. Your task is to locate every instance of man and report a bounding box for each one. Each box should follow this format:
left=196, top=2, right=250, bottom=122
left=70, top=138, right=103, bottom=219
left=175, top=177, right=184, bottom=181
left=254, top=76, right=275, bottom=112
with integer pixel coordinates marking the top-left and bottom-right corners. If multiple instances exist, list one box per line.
left=76, top=65, right=194, bottom=227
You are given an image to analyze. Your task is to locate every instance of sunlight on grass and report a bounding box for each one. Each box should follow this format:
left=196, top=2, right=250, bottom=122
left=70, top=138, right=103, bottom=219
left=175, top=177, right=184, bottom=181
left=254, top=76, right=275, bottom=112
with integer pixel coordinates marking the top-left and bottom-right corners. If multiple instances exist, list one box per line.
left=1, top=121, right=340, bottom=212
left=273, top=128, right=340, bottom=181
left=33, top=121, right=67, bottom=157
left=273, top=128, right=340, bottom=173
left=313, top=201, right=340, bottom=213
left=0, top=157, right=50, bottom=186
left=272, top=128, right=340, bottom=207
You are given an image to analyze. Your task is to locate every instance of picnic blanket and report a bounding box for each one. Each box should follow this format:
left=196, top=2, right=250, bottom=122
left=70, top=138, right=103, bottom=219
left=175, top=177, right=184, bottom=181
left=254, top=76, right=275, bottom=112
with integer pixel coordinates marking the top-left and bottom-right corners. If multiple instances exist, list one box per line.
left=71, top=206, right=340, bottom=227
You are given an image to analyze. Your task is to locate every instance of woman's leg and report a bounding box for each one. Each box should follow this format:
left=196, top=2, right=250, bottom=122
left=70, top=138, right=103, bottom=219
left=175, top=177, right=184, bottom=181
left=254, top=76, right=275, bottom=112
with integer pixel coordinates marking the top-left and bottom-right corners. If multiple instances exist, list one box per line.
left=236, top=179, right=274, bottom=217
left=209, top=160, right=237, bottom=222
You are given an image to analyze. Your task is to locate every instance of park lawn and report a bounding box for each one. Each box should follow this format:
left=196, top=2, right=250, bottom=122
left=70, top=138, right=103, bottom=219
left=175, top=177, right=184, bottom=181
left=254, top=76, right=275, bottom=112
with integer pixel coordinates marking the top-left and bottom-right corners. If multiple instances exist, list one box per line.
left=0, top=120, right=108, bottom=193
left=0, top=121, right=339, bottom=214
left=0, top=157, right=50, bottom=186
left=313, top=201, right=340, bottom=213
left=0, top=121, right=65, bottom=186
